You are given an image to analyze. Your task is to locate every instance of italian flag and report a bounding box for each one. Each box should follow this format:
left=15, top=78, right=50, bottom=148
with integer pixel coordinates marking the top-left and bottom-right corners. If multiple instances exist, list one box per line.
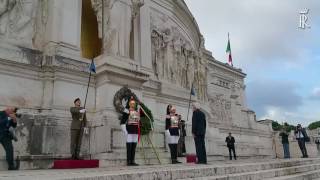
left=226, top=34, right=233, bottom=66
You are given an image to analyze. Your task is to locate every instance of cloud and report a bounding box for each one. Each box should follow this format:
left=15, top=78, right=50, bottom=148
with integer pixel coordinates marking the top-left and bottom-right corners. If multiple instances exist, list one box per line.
left=259, top=106, right=315, bottom=126
left=246, top=80, right=303, bottom=118
left=184, top=0, right=320, bottom=126
left=184, top=0, right=320, bottom=70
left=310, top=87, right=320, bottom=100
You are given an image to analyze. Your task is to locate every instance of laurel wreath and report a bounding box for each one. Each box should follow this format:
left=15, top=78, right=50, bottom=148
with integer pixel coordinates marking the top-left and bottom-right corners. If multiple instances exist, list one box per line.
left=113, top=86, right=154, bottom=135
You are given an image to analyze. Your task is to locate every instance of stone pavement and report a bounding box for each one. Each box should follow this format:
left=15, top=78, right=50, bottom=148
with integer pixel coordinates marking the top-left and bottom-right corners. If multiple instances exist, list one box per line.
left=0, top=158, right=320, bottom=180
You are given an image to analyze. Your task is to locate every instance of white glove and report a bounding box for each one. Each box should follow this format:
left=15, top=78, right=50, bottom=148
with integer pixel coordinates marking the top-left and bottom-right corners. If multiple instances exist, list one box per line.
left=83, top=127, right=89, bottom=135
left=121, top=124, right=128, bottom=136
left=80, top=109, right=86, bottom=113
left=123, top=109, right=129, bottom=114
left=165, top=130, right=170, bottom=137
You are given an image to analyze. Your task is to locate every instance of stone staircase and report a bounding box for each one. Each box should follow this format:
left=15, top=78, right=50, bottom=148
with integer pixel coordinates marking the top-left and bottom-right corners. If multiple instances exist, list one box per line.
left=0, top=158, right=320, bottom=180
left=94, top=148, right=171, bottom=167
left=180, top=160, right=320, bottom=180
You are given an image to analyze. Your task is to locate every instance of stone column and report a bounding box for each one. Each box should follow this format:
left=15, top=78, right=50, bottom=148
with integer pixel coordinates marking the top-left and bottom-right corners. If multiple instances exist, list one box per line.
left=139, top=0, right=153, bottom=73
left=44, top=0, right=82, bottom=58
left=40, top=67, right=54, bottom=109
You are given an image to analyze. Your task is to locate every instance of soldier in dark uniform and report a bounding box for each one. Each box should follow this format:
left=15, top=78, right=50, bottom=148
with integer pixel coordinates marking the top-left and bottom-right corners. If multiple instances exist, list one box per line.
left=165, top=106, right=181, bottom=164
left=178, top=117, right=186, bottom=157
left=166, top=104, right=172, bottom=115
left=121, top=97, right=144, bottom=166
left=70, top=98, right=87, bottom=159
left=0, top=107, right=18, bottom=170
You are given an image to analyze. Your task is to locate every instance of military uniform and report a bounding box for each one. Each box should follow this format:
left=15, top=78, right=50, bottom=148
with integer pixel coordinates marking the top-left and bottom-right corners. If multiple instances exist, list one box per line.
left=121, top=107, right=144, bottom=166
left=70, top=107, right=87, bottom=159
left=165, top=114, right=180, bottom=163
left=0, top=111, right=17, bottom=170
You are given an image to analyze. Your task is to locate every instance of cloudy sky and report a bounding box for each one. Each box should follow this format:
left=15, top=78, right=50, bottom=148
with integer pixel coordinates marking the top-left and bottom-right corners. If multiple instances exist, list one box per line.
left=185, top=0, right=320, bottom=126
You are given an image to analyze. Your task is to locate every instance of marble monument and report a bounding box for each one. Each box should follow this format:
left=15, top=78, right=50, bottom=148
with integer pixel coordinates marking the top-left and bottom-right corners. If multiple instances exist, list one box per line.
left=0, top=0, right=275, bottom=169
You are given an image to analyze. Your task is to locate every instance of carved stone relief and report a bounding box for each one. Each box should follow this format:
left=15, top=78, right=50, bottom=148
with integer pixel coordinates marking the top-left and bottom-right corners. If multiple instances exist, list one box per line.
left=0, top=0, right=38, bottom=46
left=150, top=11, right=208, bottom=101
left=209, top=95, right=232, bottom=123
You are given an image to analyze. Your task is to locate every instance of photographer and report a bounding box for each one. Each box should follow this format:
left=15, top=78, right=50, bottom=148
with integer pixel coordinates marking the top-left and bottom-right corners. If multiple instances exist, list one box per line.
left=294, top=124, right=309, bottom=158
left=0, top=107, right=18, bottom=170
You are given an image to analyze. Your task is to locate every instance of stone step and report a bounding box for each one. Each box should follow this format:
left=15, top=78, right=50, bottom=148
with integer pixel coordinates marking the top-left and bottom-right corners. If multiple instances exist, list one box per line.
left=94, top=150, right=173, bottom=167
left=180, top=163, right=320, bottom=180
left=1, top=158, right=320, bottom=180
left=265, top=169, right=320, bottom=180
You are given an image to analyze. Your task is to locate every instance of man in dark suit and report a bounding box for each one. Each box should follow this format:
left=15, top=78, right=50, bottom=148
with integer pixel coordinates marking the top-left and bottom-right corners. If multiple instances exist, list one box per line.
left=294, top=124, right=309, bottom=158
left=192, top=102, right=207, bottom=164
left=225, top=132, right=236, bottom=160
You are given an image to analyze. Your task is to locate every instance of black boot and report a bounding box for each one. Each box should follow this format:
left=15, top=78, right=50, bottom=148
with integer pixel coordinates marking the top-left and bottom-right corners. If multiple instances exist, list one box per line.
left=169, top=144, right=175, bottom=164
left=131, top=143, right=139, bottom=166
left=172, top=144, right=181, bottom=164
left=126, top=143, right=132, bottom=166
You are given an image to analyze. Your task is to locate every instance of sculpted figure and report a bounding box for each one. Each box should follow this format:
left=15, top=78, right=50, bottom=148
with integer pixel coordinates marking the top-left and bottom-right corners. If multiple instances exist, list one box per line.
left=186, top=51, right=195, bottom=89
left=0, top=0, right=37, bottom=45
left=151, top=30, right=164, bottom=79
left=101, top=0, right=142, bottom=57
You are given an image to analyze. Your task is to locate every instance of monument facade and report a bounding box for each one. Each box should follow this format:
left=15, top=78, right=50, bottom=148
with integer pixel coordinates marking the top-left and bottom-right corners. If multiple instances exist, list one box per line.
left=0, top=0, right=274, bottom=169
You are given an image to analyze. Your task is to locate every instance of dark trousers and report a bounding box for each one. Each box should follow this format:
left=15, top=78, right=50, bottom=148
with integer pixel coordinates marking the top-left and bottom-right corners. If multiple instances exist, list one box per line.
left=0, top=137, right=14, bottom=169
left=228, top=146, right=236, bottom=160
left=177, top=137, right=186, bottom=157
left=194, top=135, right=207, bottom=163
left=70, top=129, right=82, bottom=159
left=297, top=139, right=308, bottom=157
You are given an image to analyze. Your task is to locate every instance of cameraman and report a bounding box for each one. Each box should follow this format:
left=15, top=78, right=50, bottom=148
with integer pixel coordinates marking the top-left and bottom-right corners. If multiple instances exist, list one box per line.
left=294, top=124, right=309, bottom=158
left=0, top=107, right=18, bottom=170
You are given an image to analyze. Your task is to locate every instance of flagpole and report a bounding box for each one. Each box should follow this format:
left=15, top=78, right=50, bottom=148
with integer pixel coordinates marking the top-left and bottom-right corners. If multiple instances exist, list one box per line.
left=186, top=84, right=193, bottom=122
left=75, top=58, right=94, bottom=160
left=227, top=32, right=233, bottom=67
left=84, top=58, right=94, bottom=108
left=84, top=58, right=94, bottom=160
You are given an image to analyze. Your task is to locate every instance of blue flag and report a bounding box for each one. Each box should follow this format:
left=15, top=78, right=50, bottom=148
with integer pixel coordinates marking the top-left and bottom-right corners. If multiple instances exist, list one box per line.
left=90, top=60, right=96, bottom=73
left=191, top=85, right=195, bottom=96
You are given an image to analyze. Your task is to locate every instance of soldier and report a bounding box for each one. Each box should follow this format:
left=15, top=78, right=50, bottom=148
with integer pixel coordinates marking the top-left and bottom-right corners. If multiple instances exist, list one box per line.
left=165, top=106, right=181, bottom=164
left=177, top=117, right=186, bottom=157
left=121, top=97, right=144, bottom=166
left=70, top=98, right=87, bottom=160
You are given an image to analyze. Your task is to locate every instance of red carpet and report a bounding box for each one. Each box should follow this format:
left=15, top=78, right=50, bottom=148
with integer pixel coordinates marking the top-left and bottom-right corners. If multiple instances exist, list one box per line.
left=53, top=159, right=99, bottom=169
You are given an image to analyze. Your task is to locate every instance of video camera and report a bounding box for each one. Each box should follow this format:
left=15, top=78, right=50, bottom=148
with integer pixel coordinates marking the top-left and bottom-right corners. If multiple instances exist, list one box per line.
left=8, top=107, right=20, bottom=141
left=13, top=108, right=21, bottom=118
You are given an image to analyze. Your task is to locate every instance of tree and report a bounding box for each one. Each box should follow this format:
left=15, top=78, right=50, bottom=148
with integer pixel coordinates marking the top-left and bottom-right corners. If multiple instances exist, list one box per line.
left=272, top=121, right=295, bottom=132
left=308, top=121, right=320, bottom=130
left=272, top=121, right=282, bottom=131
